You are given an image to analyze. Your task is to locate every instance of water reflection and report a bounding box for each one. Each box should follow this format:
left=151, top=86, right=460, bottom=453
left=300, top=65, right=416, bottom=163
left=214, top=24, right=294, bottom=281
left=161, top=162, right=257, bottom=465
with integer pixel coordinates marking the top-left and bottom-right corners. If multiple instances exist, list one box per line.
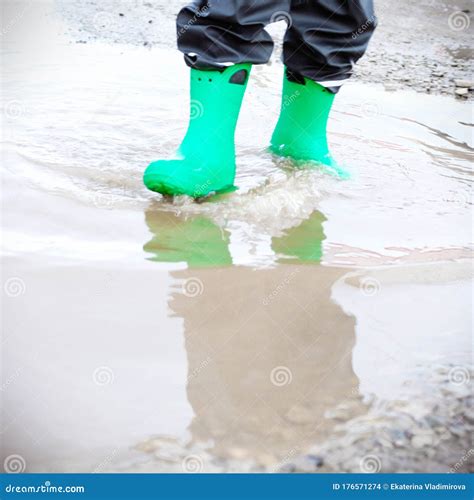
left=143, top=206, right=365, bottom=466
left=144, top=208, right=232, bottom=267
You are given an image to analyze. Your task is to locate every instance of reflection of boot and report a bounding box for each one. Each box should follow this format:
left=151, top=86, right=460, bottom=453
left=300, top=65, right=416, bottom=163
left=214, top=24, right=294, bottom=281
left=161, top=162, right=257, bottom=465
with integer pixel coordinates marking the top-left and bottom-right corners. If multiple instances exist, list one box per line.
left=144, top=64, right=251, bottom=197
left=272, top=211, right=326, bottom=263
left=143, top=208, right=232, bottom=267
left=169, top=262, right=362, bottom=466
left=270, top=69, right=348, bottom=178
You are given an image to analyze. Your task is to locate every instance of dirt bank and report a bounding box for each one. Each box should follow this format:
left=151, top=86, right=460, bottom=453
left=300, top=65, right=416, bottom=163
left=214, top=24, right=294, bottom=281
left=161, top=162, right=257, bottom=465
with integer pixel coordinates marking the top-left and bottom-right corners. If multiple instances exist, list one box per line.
left=55, top=0, right=473, bottom=98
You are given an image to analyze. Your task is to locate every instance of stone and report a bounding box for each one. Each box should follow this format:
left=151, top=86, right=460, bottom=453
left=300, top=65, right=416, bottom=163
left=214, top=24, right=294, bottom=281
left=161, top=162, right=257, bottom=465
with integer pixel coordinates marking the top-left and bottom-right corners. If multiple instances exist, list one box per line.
left=455, top=88, right=469, bottom=97
left=411, top=434, right=433, bottom=448
left=454, top=79, right=474, bottom=88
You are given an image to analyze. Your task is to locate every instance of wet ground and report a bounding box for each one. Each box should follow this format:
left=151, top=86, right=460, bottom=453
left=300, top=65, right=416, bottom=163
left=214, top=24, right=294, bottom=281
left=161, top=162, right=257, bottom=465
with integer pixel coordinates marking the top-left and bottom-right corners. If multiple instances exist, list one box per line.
left=56, top=0, right=474, bottom=98
left=1, top=0, right=473, bottom=474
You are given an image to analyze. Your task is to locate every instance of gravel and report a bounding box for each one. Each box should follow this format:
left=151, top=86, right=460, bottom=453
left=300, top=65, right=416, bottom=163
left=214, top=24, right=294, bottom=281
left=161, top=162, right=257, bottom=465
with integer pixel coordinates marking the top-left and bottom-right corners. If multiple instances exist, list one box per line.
left=55, top=0, right=474, bottom=99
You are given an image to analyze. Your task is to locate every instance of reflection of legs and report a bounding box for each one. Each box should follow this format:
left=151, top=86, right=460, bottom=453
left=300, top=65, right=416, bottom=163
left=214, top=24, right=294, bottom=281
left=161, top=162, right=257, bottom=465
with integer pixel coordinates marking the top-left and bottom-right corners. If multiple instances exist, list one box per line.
left=171, top=264, right=359, bottom=463
left=272, top=211, right=327, bottom=263
left=271, top=0, right=376, bottom=171
left=143, top=207, right=232, bottom=267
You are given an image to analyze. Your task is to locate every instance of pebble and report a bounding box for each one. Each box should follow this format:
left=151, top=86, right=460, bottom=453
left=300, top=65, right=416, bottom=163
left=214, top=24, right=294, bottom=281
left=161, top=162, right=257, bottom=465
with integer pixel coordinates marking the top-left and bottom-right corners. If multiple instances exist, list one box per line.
left=454, top=79, right=474, bottom=88
left=455, top=88, right=469, bottom=97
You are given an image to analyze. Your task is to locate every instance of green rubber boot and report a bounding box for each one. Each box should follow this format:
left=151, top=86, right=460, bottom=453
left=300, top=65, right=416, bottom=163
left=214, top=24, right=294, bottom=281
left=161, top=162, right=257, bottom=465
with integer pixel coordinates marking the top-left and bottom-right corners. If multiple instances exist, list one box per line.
left=270, top=70, right=348, bottom=178
left=144, top=63, right=251, bottom=197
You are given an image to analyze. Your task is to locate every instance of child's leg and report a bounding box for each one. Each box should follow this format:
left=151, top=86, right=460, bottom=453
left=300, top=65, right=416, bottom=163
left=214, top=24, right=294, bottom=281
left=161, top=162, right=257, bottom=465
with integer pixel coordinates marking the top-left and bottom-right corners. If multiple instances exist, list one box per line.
left=271, top=0, right=376, bottom=172
left=144, top=0, right=291, bottom=197
left=284, top=0, right=376, bottom=90
left=176, top=0, right=291, bottom=70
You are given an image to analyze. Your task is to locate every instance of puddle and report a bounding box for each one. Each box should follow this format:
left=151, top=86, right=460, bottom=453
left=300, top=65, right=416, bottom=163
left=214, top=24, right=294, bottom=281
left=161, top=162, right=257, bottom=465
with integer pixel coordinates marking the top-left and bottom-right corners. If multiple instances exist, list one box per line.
left=1, top=0, right=472, bottom=473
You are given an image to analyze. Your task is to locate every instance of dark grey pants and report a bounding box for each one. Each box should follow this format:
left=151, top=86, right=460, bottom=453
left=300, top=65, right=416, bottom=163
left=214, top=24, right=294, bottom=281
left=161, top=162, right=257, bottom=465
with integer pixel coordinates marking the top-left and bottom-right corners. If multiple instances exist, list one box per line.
left=177, top=0, right=376, bottom=90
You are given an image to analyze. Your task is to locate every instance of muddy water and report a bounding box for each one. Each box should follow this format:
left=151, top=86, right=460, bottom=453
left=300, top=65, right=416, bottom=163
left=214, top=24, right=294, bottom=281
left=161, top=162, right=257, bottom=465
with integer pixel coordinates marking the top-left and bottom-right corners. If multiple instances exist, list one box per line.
left=1, top=1, right=472, bottom=473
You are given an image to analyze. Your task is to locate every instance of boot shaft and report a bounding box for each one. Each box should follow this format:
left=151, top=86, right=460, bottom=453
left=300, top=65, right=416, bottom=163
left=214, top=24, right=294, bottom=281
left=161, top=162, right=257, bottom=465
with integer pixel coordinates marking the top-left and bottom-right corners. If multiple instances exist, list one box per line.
left=271, top=69, right=336, bottom=160
left=181, top=64, right=251, bottom=156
